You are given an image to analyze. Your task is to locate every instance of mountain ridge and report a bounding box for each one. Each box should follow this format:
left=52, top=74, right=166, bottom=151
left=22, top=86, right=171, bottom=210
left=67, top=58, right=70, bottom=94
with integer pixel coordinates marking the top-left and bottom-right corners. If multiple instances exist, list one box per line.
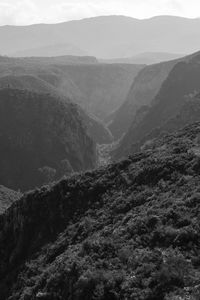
left=1, top=15, right=200, bottom=58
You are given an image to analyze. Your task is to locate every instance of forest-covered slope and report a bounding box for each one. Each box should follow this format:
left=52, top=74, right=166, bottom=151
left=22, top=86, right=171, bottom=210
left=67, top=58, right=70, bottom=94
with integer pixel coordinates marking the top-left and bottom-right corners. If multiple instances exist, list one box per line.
left=113, top=52, right=200, bottom=159
left=0, top=88, right=97, bottom=191
left=1, top=122, right=200, bottom=300
left=108, top=59, right=176, bottom=139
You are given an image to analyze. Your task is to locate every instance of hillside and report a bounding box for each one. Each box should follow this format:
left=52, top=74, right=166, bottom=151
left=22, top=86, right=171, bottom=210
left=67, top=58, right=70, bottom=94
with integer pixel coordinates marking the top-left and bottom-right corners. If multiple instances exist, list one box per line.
left=1, top=16, right=200, bottom=58
left=108, top=59, right=177, bottom=139
left=0, top=88, right=97, bottom=191
left=113, top=52, right=200, bottom=160
left=0, top=186, right=21, bottom=214
left=0, top=57, right=143, bottom=121
left=0, top=74, right=113, bottom=145
left=1, top=122, right=200, bottom=299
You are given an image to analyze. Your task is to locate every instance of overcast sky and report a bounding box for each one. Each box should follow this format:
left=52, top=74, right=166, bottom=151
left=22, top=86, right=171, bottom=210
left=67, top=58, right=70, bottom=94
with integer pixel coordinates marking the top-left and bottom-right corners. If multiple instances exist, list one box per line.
left=1, top=0, right=200, bottom=25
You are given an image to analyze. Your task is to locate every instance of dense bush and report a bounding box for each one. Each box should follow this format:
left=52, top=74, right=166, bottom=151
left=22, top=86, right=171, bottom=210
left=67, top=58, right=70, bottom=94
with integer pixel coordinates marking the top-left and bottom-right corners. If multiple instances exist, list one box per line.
left=1, top=123, right=200, bottom=299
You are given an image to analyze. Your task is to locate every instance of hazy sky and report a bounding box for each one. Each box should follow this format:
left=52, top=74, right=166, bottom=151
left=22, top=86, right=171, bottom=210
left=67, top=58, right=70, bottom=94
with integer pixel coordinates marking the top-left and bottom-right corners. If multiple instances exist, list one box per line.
left=1, top=0, right=200, bottom=25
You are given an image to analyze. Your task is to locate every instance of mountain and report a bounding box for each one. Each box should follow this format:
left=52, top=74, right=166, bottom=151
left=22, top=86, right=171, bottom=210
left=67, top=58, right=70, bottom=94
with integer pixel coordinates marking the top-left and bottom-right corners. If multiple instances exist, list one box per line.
left=0, top=56, right=143, bottom=121
left=1, top=122, right=200, bottom=299
left=0, top=16, right=200, bottom=59
left=0, top=185, right=21, bottom=214
left=108, top=50, right=200, bottom=140
left=0, top=88, right=97, bottom=191
left=108, top=58, right=177, bottom=139
left=101, top=52, right=184, bottom=65
left=13, top=43, right=88, bottom=57
left=113, top=51, right=200, bottom=160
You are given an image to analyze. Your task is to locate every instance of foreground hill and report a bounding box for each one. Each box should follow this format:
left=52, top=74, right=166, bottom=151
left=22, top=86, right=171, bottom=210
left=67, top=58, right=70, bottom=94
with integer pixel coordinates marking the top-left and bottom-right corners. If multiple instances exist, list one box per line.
left=0, top=88, right=97, bottom=191
left=0, top=186, right=21, bottom=214
left=1, top=16, right=200, bottom=58
left=1, top=122, right=200, bottom=299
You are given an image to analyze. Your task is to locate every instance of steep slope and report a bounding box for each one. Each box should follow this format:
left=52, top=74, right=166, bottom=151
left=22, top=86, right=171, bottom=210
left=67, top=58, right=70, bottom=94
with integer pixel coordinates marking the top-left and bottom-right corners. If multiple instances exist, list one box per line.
left=79, top=109, right=113, bottom=144
left=113, top=52, right=200, bottom=160
left=55, top=63, right=143, bottom=120
left=0, top=186, right=21, bottom=214
left=108, top=59, right=177, bottom=139
left=109, top=50, right=200, bottom=140
left=1, top=16, right=200, bottom=58
left=0, top=74, right=113, bottom=144
left=0, top=88, right=96, bottom=191
left=1, top=123, right=200, bottom=300
left=140, top=95, right=200, bottom=150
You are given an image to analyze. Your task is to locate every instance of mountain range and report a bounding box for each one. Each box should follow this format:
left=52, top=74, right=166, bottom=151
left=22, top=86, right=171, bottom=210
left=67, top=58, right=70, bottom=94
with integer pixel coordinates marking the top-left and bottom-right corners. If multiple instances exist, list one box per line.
left=0, top=16, right=200, bottom=59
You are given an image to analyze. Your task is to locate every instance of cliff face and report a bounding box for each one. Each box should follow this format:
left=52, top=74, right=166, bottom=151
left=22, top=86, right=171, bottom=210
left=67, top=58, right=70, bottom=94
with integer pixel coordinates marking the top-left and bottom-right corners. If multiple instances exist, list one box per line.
left=0, top=88, right=96, bottom=191
left=113, top=53, right=200, bottom=160
left=1, top=122, right=200, bottom=300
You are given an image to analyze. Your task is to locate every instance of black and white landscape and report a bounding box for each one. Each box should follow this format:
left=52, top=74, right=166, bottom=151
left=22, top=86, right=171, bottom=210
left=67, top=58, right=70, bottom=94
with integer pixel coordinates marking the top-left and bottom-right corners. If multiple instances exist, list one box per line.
left=1, top=2, right=200, bottom=299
